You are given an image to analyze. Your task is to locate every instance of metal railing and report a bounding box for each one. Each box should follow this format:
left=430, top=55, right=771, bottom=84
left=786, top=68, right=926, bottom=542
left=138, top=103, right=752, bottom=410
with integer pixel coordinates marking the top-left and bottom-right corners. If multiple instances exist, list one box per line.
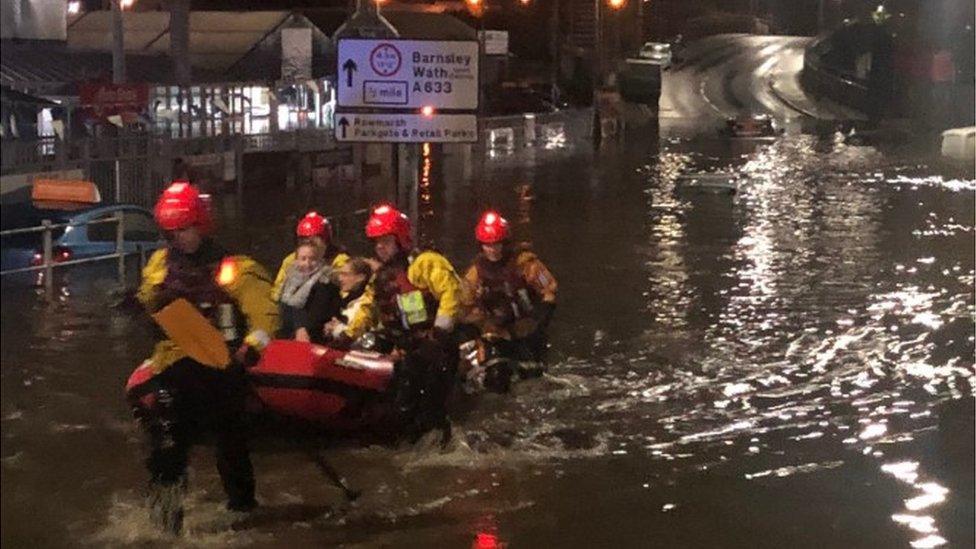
left=0, top=205, right=372, bottom=297
left=480, top=108, right=595, bottom=151
left=3, top=112, right=594, bottom=180
left=0, top=212, right=147, bottom=295
left=2, top=130, right=339, bottom=174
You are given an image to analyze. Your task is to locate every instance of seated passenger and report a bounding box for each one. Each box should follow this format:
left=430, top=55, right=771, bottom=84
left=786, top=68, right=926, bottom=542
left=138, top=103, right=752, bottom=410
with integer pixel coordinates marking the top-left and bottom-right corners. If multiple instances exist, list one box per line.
left=322, top=257, right=373, bottom=343
left=272, top=211, right=348, bottom=302
left=277, top=236, right=337, bottom=343
left=462, top=210, right=557, bottom=371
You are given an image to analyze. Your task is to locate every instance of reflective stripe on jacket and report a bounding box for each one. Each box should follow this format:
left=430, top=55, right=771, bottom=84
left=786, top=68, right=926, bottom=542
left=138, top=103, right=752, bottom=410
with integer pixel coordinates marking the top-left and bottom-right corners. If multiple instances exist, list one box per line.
left=139, top=248, right=279, bottom=372
left=462, top=248, right=557, bottom=336
left=344, top=250, right=461, bottom=339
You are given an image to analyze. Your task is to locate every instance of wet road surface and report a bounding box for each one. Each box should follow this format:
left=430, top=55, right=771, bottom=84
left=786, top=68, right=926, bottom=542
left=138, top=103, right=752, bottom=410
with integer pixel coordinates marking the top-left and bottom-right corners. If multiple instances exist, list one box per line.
left=2, top=38, right=975, bottom=549
left=660, top=34, right=862, bottom=126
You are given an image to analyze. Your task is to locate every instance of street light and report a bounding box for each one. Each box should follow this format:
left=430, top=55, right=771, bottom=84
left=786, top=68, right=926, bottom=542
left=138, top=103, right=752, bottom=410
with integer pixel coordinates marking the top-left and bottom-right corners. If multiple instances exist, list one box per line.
left=607, top=0, right=625, bottom=9
left=872, top=4, right=891, bottom=24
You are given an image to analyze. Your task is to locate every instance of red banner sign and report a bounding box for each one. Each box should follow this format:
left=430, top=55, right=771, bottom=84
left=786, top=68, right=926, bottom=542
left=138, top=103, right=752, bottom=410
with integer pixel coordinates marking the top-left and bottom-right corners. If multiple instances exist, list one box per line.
left=79, top=82, right=149, bottom=119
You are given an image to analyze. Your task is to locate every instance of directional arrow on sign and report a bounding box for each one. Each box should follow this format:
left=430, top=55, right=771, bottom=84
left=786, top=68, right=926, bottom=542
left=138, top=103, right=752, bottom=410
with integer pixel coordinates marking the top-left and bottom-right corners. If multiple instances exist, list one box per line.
left=342, top=59, right=357, bottom=88
left=338, top=116, right=349, bottom=139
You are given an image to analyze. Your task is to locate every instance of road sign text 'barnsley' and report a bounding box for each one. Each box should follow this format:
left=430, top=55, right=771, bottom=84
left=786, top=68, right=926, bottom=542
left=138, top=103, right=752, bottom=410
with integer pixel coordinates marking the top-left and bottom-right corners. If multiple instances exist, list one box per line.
left=337, top=39, right=479, bottom=111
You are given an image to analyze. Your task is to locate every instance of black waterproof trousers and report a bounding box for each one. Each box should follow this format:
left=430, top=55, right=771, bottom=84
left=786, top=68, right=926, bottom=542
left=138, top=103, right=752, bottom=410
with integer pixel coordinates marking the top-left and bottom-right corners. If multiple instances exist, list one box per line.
left=393, top=333, right=458, bottom=440
left=142, top=358, right=256, bottom=510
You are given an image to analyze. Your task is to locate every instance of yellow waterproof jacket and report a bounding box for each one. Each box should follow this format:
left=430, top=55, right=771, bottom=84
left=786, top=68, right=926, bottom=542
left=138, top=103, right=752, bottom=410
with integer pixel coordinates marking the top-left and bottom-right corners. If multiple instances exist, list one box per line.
left=344, top=250, right=461, bottom=339
left=271, top=250, right=350, bottom=302
left=461, top=248, right=558, bottom=336
left=138, top=248, right=279, bottom=372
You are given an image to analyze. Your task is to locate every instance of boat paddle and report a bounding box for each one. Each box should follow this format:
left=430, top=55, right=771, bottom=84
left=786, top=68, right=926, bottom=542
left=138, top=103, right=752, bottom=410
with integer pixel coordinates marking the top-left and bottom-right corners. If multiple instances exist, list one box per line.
left=307, top=450, right=361, bottom=502
left=151, top=298, right=231, bottom=369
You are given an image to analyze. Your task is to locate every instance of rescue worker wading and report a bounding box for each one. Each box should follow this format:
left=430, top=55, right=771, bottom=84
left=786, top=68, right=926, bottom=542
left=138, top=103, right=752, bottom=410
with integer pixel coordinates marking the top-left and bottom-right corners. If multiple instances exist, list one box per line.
left=271, top=211, right=349, bottom=302
left=462, top=211, right=557, bottom=378
left=129, top=181, right=277, bottom=534
left=344, top=204, right=462, bottom=440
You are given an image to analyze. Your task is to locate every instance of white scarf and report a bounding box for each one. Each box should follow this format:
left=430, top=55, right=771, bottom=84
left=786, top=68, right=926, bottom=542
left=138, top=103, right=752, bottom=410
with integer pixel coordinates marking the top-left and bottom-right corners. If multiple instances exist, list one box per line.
left=280, top=263, right=329, bottom=309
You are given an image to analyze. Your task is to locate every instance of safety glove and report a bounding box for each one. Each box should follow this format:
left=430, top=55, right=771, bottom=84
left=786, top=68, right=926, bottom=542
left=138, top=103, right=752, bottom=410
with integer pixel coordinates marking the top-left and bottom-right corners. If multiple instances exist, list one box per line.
left=233, top=344, right=261, bottom=369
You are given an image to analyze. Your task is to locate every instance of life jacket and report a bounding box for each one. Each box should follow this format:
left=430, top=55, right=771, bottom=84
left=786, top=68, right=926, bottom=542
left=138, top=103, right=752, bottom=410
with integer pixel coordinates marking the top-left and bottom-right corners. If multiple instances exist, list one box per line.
left=374, top=254, right=439, bottom=332
left=156, top=241, right=247, bottom=346
left=474, top=249, right=538, bottom=328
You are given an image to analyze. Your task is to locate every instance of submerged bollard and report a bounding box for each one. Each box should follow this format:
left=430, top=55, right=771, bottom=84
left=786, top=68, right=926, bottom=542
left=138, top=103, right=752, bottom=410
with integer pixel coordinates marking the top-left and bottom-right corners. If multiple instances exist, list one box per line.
left=115, top=211, right=126, bottom=285
left=42, top=219, right=53, bottom=296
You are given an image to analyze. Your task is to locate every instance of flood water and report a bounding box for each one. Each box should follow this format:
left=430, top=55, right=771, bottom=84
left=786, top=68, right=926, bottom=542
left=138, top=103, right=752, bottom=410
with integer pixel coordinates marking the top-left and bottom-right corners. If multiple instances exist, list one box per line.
left=2, top=126, right=974, bottom=548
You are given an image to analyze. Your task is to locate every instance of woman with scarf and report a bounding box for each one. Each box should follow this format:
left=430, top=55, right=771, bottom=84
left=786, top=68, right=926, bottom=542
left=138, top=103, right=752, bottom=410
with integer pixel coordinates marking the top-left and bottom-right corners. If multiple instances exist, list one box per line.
left=271, top=211, right=348, bottom=302
left=278, top=236, right=339, bottom=343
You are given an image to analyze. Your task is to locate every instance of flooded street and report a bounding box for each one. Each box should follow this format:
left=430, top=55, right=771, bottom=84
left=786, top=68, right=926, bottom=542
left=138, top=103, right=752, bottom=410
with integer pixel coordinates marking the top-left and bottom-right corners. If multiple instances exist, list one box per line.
left=2, top=126, right=974, bottom=547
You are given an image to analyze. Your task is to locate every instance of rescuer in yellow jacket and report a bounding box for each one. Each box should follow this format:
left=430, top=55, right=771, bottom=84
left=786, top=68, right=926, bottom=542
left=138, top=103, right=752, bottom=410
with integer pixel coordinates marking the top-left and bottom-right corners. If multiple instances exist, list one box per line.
left=344, top=204, right=461, bottom=439
left=132, top=181, right=277, bottom=534
left=461, top=210, right=557, bottom=370
left=138, top=247, right=278, bottom=371
left=341, top=205, right=461, bottom=342
left=270, top=211, right=349, bottom=302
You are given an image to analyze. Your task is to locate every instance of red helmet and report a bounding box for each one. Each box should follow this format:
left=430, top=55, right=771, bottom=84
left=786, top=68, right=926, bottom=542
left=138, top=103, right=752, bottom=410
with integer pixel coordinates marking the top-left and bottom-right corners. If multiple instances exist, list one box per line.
left=475, top=210, right=510, bottom=244
left=296, top=211, right=332, bottom=241
left=153, top=181, right=213, bottom=235
left=365, top=203, right=412, bottom=249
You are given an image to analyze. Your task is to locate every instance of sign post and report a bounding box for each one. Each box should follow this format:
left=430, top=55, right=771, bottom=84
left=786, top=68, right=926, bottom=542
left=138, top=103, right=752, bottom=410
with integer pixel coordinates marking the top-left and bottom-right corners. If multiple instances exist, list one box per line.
left=336, top=38, right=480, bottom=239
left=335, top=38, right=480, bottom=142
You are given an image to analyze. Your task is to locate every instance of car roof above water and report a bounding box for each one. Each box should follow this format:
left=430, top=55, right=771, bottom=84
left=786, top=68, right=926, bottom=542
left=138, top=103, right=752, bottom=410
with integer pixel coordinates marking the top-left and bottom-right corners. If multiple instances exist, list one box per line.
left=1, top=200, right=146, bottom=231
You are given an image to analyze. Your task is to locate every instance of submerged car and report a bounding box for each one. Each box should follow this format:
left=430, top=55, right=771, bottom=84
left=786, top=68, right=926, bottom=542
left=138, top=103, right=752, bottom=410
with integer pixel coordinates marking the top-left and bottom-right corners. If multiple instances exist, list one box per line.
left=675, top=173, right=738, bottom=195
left=720, top=114, right=782, bottom=138
left=638, top=42, right=673, bottom=66
left=1, top=201, right=164, bottom=272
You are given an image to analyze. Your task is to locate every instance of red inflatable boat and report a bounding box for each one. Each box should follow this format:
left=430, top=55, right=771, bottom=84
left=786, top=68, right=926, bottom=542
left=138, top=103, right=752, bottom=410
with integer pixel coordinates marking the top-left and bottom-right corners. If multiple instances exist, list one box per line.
left=248, top=340, right=396, bottom=430
left=126, top=340, right=398, bottom=431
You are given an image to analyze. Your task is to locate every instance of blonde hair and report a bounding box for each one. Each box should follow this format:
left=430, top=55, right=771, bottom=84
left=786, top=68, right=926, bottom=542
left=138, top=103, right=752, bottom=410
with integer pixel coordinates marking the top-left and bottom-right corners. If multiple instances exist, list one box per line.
left=296, top=236, right=326, bottom=258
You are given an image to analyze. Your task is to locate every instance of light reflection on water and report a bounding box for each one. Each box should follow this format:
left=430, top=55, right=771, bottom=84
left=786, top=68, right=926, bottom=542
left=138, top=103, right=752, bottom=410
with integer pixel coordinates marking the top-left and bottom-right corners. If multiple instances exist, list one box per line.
left=640, top=150, right=694, bottom=332
left=883, top=461, right=951, bottom=547
left=554, top=133, right=974, bottom=546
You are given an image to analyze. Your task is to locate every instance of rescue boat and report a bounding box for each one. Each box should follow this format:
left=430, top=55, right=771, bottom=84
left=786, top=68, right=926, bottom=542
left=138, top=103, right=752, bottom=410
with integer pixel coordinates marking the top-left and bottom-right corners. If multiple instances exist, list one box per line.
left=246, top=340, right=397, bottom=430
left=125, top=337, right=525, bottom=434
left=125, top=340, right=399, bottom=431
